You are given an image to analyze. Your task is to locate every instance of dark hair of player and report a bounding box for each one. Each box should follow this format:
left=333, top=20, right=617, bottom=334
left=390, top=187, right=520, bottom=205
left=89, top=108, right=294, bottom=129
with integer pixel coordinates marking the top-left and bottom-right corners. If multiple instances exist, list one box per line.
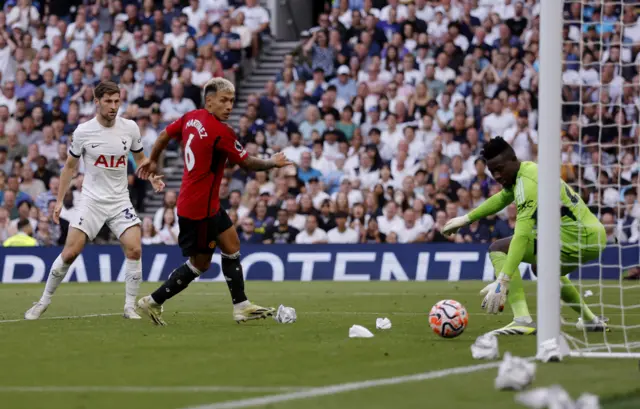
left=94, top=81, right=120, bottom=100
left=17, top=218, right=31, bottom=231
left=481, top=136, right=516, bottom=161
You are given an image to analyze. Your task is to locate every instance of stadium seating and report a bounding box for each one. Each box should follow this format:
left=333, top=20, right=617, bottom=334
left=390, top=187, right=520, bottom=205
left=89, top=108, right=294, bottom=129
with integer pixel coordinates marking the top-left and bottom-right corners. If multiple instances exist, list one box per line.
left=0, top=1, right=635, bottom=247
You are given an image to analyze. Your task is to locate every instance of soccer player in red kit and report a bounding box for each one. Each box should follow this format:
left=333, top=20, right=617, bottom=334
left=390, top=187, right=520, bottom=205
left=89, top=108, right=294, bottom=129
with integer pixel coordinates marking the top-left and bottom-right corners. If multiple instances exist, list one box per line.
left=135, top=78, right=292, bottom=325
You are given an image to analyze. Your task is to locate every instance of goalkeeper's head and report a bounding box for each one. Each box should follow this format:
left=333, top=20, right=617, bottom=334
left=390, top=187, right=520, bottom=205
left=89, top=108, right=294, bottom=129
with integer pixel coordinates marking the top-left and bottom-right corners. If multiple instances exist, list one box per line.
left=481, top=136, right=520, bottom=188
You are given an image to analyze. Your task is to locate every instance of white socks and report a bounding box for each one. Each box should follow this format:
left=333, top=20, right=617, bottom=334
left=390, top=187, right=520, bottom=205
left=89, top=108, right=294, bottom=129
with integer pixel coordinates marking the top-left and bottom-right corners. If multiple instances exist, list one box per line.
left=124, top=258, right=142, bottom=309
left=40, top=254, right=71, bottom=304
left=39, top=255, right=143, bottom=310
left=234, top=300, right=251, bottom=309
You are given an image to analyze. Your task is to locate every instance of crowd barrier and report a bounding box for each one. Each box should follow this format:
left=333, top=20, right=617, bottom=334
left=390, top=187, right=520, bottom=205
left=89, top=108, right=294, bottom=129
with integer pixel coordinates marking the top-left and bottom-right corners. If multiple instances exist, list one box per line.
left=0, top=244, right=636, bottom=283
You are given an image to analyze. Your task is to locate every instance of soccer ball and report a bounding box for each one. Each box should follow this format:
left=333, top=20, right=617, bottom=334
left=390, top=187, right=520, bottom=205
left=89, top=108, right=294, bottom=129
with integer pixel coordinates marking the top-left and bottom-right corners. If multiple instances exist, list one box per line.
left=429, top=299, right=468, bottom=338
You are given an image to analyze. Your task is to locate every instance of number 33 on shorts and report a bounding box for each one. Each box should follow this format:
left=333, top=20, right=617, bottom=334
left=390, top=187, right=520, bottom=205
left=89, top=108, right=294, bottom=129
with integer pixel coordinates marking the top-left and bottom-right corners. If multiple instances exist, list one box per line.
left=122, top=207, right=138, bottom=221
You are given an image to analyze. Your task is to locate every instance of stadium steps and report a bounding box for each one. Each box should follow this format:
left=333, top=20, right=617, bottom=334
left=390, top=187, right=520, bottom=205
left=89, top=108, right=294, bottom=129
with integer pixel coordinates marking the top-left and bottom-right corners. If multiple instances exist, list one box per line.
left=228, top=40, right=301, bottom=125
left=138, top=40, right=299, bottom=220
left=139, top=153, right=183, bottom=219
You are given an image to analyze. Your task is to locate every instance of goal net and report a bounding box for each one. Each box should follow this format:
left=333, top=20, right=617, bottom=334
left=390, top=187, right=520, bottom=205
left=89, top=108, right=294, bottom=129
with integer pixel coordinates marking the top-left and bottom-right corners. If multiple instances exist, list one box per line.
left=545, top=0, right=640, bottom=358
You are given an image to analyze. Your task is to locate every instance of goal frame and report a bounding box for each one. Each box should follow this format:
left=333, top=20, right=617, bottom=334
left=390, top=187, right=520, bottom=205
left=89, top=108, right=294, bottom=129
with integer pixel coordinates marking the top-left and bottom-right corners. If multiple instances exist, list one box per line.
left=537, top=0, right=640, bottom=360
left=537, top=0, right=563, bottom=359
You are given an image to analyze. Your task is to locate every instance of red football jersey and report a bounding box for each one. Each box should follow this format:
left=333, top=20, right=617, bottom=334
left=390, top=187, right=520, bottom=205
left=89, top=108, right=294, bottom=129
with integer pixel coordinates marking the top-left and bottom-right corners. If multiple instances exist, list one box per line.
left=165, top=109, right=248, bottom=220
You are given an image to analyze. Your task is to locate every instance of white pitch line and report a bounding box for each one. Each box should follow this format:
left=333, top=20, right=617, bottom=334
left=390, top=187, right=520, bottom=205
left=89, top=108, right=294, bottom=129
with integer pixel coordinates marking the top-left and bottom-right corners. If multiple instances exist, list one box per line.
left=2, top=310, right=638, bottom=324
left=0, top=313, right=121, bottom=323
left=0, top=386, right=304, bottom=394
left=180, top=360, right=514, bottom=409
left=47, top=292, right=479, bottom=297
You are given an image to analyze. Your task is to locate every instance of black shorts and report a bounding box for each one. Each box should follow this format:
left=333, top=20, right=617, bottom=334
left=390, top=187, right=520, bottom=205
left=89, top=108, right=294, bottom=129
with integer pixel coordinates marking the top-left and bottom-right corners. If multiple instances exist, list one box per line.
left=178, top=209, right=234, bottom=257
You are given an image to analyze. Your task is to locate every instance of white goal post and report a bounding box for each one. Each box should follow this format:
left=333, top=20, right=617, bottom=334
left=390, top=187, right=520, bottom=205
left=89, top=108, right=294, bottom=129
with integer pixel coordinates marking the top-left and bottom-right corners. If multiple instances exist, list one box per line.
left=537, top=0, right=563, bottom=359
left=538, top=0, right=640, bottom=359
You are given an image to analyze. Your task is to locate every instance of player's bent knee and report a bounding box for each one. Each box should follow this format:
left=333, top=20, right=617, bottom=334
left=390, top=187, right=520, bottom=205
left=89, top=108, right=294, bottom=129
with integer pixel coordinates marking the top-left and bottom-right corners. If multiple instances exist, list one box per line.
left=125, top=246, right=142, bottom=260
left=489, top=238, right=510, bottom=254
left=190, top=254, right=212, bottom=272
left=61, top=248, right=81, bottom=265
left=218, top=230, right=241, bottom=255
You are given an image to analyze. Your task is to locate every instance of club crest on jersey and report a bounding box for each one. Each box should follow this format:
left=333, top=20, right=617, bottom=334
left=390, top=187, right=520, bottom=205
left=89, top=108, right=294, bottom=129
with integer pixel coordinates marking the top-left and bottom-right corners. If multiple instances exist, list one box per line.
left=186, top=119, right=208, bottom=138
left=94, top=155, right=126, bottom=168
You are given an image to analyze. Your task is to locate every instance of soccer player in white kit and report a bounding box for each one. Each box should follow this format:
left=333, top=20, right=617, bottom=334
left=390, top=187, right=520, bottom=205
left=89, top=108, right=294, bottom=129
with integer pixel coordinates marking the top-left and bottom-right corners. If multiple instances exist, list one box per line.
left=25, top=81, right=165, bottom=320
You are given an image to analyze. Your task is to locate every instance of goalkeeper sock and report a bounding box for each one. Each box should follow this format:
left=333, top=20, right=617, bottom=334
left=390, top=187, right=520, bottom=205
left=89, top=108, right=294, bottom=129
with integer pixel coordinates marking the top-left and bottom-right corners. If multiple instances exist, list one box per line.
left=124, top=258, right=142, bottom=309
left=489, top=251, right=531, bottom=320
left=150, top=261, right=200, bottom=305
left=507, top=272, right=532, bottom=321
left=40, top=254, right=71, bottom=304
left=221, top=251, right=248, bottom=305
left=560, top=276, right=596, bottom=321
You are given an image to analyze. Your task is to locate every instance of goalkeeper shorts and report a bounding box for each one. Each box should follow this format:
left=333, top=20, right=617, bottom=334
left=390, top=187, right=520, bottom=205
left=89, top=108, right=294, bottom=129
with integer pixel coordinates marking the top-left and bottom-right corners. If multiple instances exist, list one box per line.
left=558, top=225, right=607, bottom=276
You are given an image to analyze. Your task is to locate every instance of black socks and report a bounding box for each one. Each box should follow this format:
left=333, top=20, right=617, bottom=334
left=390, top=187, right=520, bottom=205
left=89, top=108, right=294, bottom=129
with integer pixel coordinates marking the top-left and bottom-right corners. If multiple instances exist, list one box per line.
left=222, top=252, right=247, bottom=304
left=151, top=262, right=199, bottom=305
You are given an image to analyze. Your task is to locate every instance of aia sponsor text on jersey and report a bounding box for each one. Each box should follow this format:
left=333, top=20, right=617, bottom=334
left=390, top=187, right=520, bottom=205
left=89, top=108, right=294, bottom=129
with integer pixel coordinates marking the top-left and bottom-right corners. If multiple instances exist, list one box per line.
left=94, top=155, right=127, bottom=168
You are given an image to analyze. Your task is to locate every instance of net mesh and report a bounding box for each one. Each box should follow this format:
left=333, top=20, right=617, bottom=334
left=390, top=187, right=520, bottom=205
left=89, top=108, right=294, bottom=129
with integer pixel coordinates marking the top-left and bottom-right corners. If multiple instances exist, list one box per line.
left=559, top=0, right=640, bottom=355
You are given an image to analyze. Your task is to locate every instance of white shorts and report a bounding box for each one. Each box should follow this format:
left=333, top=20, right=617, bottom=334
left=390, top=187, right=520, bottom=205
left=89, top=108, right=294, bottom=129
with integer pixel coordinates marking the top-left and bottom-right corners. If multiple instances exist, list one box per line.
left=70, top=196, right=141, bottom=241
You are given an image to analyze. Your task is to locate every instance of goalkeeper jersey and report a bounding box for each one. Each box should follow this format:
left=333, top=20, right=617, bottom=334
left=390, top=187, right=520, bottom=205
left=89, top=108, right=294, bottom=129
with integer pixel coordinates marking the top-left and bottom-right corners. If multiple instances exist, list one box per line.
left=467, top=161, right=602, bottom=278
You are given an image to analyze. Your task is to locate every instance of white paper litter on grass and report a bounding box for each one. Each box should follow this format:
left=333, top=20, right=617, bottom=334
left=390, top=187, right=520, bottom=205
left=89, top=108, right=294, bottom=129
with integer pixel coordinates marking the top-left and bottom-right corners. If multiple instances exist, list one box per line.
left=349, top=325, right=374, bottom=338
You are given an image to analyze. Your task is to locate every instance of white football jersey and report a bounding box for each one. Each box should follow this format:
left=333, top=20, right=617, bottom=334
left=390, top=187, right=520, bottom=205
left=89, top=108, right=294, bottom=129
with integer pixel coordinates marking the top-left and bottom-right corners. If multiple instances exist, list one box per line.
left=69, top=117, right=143, bottom=202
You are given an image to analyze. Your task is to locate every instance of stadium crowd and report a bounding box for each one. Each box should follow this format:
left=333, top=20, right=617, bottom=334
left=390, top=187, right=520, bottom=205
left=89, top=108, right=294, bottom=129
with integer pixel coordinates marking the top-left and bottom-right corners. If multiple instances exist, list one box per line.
left=0, top=0, right=639, bottom=248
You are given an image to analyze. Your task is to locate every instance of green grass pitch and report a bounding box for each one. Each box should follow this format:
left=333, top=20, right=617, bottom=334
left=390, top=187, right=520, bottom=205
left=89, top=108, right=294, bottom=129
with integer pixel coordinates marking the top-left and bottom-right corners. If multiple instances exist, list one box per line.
left=0, top=281, right=639, bottom=409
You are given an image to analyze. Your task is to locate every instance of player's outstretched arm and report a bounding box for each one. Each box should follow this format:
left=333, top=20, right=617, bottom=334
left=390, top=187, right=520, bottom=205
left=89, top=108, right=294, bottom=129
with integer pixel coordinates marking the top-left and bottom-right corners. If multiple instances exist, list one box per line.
left=443, top=189, right=514, bottom=236
left=239, top=152, right=293, bottom=171
left=467, top=188, right=514, bottom=223
left=53, top=155, right=79, bottom=224
left=132, top=151, right=165, bottom=193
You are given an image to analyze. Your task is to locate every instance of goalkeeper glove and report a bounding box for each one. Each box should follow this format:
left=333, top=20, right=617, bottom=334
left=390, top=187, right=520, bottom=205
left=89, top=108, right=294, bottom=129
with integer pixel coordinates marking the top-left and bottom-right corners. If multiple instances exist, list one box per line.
left=480, top=273, right=509, bottom=314
left=442, top=214, right=470, bottom=236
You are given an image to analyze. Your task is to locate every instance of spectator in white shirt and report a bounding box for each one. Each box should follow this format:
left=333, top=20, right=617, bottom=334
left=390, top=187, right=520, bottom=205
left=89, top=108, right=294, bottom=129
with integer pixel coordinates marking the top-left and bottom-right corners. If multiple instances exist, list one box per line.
left=295, top=214, right=329, bottom=244
left=160, top=83, right=197, bottom=123
left=158, top=208, right=180, bottom=245
left=450, top=155, right=473, bottom=188
left=111, top=16, right=134, bottom=52
left=349, top=152, right=380, bottom=191
left=183, top=0, right=207, bottom=30
left=204, top=0, right=230, bottom=24
left=282, top=131, right=311, bottom=165
left=381, top=113, right=404, bottom=150
left=65, top=12, right=95, bottom=61
left=441, top=128, right=461, bottom=158
left=327, top=211, right=359, bottom=243
left=403, top=125, right=426, bottom=159
left=141, top=216, right=161, bottom=245
left=191, top=56, right=213, bottom=87
left=0, top=82, right=17, bottom=114
left=396, top=208, right=427, bottom=243
left=377, top=201, right=404, bottom=235
left=163, top=18, right=189, bottom=54
left=153, top=190, right=178, bottom=231
left=276, top=197, right=306, bottom=231
left=460, top=141, right=477, bottom=175
left=434, top=52, right=456, bottom=83
left=233, top=0, right=270, bottom=58
left=36, top=126, right=59, bottom=162
left=310, top=141, right=336, bottom=176
left=7, top=0, right=40, bottom=29
left=482, top=98, right=516, bottom=140
left=502, top=110, right=538, bottom=162
left=380, top=0, right=408, bottom=22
